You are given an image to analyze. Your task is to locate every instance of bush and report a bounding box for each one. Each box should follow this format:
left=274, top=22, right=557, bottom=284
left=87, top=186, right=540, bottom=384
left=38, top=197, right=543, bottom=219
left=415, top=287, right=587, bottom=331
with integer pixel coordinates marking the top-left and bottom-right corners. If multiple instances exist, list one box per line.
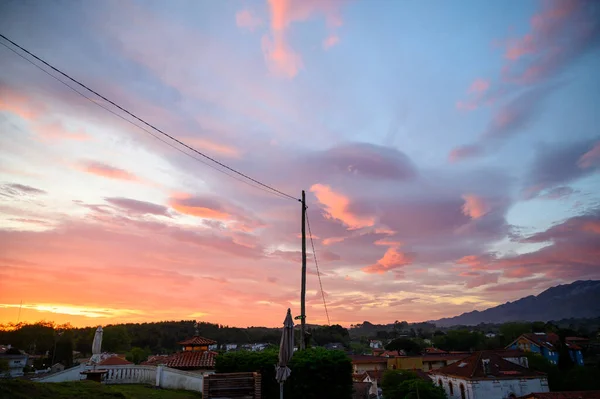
left=215, top=348, right=352, bottom=399
left=382, top=370, right=447, bottom=399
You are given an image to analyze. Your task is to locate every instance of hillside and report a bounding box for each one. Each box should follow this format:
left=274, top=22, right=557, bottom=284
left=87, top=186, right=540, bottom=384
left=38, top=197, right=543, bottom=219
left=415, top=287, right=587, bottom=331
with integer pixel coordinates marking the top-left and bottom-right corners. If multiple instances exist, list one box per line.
left=431, top=280, right=600, bottom=327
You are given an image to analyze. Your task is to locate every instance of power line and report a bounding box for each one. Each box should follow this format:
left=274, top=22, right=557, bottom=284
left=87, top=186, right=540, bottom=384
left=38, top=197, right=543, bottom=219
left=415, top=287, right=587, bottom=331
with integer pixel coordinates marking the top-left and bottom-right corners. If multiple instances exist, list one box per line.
left=305, top=210, right=331, bottom=326
left=0, top=41, right=292, bottom=201
left=0, top=33, right=300, bottom=202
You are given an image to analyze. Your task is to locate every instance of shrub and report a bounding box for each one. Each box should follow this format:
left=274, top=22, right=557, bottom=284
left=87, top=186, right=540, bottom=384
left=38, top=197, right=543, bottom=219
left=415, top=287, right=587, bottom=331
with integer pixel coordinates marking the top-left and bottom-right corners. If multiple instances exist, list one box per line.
left=215, top=348, right=352, bottom=399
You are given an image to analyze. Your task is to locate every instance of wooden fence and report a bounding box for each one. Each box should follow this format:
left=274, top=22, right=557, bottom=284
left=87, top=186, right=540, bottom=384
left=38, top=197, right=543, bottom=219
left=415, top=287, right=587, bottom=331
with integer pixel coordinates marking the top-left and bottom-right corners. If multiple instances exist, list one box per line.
left=203, top=372, right=261, bottom=399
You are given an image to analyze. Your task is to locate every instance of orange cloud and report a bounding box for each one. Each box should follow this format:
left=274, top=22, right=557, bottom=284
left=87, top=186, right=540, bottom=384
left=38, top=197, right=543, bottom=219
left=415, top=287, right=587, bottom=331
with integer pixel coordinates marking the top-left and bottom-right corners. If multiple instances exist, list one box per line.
left=168, top=195, right=230, bottom=220
left=362, top=247, right=414, bottom=274
left=322, top=236, right=346, bottom=246
left=236, top=9, right=262, bottom=31
left=262, top=0, right=345, bottom=77
left=578, top=142, right=600, bottom=169
left=0, top=86, right=46, bottom=121
left=468, top=78, right=490, bottom=93
left=461, top=194, right=491, bottom=219
left=184, top=137, right=241, bottom=158
left=322, top=34, right=339, bottom=49
left=81, top=161, right=139, bottom=181
left=310, top=184, right=374, bottom=230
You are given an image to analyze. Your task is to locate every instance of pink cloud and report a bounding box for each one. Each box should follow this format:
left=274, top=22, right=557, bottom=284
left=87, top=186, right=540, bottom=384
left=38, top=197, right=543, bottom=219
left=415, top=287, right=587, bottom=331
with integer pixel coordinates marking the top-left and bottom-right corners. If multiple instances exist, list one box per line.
left=448, top=144, right=483, bottom=162
left=461, top=194, right=492, bottom=219
left=578, top=142, right=600, bottom=169
left=310, top=184, right=374, bottom=230
left=468, top=78, right=490, bottom=93
left=36, top=121, right=92, bottom=142
left=322, top=34, right=340, bottom=49
left=80, top=161, right=139, bottom=182
left=0, top=85, right=46, bottom=121
left=464, top=272, right=499, bottom=289
left=236, top=9, right=262, bottom=31
left=182, top=137, right=241, bottom=158
left=104, top=197, right=170, bottom=217
left=262, top=0, right=346, bottom=77
left=362, top=247, right=414, bottom=274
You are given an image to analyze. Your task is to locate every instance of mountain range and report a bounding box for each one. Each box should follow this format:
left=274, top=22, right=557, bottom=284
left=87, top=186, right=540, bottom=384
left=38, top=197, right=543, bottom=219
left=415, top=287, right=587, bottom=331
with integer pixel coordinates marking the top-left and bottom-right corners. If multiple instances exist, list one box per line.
left=431, top=280, right=600, bottom=327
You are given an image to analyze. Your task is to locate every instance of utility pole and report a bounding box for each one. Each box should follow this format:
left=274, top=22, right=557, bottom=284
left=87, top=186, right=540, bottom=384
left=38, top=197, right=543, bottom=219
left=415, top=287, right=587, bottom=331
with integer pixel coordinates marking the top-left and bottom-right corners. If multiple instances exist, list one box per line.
left=300, top=190, right=307, bottom=349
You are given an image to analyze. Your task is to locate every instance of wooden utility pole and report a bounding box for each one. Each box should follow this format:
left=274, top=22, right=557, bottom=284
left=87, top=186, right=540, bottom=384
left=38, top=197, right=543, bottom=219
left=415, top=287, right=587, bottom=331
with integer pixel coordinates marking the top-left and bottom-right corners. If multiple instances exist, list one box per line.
left=300, top=190, right=307, bottom=349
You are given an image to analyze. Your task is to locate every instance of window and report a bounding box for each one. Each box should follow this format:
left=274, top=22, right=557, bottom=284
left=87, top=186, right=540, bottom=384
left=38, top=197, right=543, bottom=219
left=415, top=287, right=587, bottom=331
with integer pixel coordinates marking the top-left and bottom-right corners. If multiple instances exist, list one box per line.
left=460, top=383, right=466, bottom=399
left=438, top=379, right=443, bottom=387
left=449, top=381, right=454, bottom=395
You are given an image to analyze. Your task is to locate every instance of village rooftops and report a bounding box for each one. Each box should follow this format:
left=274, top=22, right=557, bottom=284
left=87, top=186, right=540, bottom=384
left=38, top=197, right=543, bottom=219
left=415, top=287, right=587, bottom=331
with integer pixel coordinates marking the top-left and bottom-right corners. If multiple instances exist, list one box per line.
left=143, top=351, right=217, bottom=370
left=177, top=336, right=217, bottom=346
left=349, top=355, right=389, bottom=364
left=98, top=356, right=133, bottom=366
left=430, top=351, right=545, bottom=381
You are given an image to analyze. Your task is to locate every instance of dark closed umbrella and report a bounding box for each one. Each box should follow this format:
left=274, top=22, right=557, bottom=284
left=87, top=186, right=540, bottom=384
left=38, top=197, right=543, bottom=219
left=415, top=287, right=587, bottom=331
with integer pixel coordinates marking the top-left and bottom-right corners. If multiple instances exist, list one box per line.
left=275, top=308, right=295, bottom=399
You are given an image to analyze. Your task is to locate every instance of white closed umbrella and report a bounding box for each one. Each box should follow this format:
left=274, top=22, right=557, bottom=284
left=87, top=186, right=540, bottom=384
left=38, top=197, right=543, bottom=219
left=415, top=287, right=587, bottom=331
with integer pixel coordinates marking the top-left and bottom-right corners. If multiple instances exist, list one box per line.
left=275, top=309, right=295, bottom=399
left=91, top=326, right=103, bottom=364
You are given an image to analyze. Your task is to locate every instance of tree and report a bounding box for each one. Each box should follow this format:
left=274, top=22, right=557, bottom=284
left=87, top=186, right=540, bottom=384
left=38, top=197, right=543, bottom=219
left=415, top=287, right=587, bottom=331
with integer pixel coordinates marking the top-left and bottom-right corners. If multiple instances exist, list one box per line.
left=386, top=338, right=423, bottom=355
left=381, top=370, right=447, bottom=399
left=102, top=325, right=132, bottom=353
left=126, top=347, right=151, bottom=364
left=499, top=322, right=531, bottom=343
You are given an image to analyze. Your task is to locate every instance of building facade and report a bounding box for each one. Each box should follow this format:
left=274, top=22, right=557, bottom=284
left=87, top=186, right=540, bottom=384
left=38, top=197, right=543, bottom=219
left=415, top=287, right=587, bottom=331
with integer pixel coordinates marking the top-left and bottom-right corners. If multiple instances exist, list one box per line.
left=430, top=351, right=549, bottom=399
left=507, top=333, right=584, bottom=366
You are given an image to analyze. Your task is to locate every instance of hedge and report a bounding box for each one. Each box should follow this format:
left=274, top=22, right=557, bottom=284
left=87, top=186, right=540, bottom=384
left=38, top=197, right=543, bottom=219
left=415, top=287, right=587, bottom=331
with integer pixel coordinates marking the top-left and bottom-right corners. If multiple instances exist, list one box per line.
left=215, top=348, right=353, bottom=399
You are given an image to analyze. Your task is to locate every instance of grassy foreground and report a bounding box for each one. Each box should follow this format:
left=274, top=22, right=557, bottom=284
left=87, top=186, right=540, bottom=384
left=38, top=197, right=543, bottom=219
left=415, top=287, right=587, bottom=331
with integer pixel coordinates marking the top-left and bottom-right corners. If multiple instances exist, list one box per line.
left=0, top=379, right=203, bottom=399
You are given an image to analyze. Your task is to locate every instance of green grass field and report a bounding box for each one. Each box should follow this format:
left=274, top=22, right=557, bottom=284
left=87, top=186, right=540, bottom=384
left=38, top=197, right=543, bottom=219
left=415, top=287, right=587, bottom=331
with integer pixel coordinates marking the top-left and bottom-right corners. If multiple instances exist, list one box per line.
left=0, top=379, right=203, bottom=399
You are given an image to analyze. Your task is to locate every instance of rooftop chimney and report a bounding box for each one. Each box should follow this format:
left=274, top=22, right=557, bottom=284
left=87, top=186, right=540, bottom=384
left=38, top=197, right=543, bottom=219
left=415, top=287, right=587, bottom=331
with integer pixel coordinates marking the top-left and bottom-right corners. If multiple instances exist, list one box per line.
left=482, top=358, right=491, bottom=375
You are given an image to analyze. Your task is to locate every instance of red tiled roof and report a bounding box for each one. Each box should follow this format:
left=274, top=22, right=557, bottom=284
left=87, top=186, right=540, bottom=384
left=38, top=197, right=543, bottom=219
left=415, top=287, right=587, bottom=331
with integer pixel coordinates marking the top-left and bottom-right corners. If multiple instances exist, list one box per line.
left=352, top=372, right=368, bottom=382
left=165, top=350, right=217, bottom=370
left=177, top=336, right=217, bottom=346
left=98, top=356, right=132, bottom=366
left=516, top=391, right=600, bottom=399
left=422, top=353, right=469, bottom=362
left=379, top=350, right=401, bottom=357
left=515, top=334, right=583, bottom=352
left=366, top=369, right=385, bottom=383
left=350, top=355, right=389, bottom=364
left=424, top=347, right=448, bottom=354
left=430, top=351, right=544, bottom=381
left=491, top=349, right=527, bottom=358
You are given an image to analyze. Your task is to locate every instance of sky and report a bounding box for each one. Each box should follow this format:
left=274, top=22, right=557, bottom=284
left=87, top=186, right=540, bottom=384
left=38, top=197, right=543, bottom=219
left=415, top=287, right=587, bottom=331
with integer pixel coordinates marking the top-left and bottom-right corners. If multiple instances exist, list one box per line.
left=0, top=0, right=599, bottom=329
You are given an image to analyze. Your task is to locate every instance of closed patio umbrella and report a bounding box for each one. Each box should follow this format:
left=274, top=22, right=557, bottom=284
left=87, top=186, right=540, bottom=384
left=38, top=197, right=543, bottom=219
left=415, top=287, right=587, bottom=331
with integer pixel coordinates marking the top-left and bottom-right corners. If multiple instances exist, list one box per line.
left=275, top=309, right=295, bottom=399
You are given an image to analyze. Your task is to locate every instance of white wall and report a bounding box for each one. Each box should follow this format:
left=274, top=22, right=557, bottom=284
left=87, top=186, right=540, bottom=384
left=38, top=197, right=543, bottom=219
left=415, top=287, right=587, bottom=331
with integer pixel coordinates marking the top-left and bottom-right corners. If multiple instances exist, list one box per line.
left=430, top=373, right=549, bottom=399
left=36, top=364, right=86, bottom=382
left=156, top=366, right=206, bottom=392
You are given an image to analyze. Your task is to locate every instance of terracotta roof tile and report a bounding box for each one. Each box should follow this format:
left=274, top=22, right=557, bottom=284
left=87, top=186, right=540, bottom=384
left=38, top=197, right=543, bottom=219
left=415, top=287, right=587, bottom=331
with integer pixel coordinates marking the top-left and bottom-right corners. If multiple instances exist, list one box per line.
left=430, top=351, right=544, bottom=380
left=98, top=356, right=132, bottom=366
left=366, top=369, right=385, bottom=383
left=516, top=391, right=600, bottom=399
left=177, top=336, right=217, bottom=346
left=164, top=350, right=217, bottom=369
left=350, top=355, right=389, bottom=364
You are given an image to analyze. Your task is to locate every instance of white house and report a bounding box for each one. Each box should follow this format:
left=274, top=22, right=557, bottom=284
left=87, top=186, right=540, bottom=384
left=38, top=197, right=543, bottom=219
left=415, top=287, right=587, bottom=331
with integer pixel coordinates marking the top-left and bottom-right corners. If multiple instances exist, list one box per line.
left=429, top=351, right=548, bottom=399
left=369, top=340, right=383, bottom=349
left=0, top=345, right=29, bottom=378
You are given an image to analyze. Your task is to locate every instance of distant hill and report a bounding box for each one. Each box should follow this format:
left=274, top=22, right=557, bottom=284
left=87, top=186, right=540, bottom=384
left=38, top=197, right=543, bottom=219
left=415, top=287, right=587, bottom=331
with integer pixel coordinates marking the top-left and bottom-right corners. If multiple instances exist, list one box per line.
left=431, top=280, right=600, bottom=327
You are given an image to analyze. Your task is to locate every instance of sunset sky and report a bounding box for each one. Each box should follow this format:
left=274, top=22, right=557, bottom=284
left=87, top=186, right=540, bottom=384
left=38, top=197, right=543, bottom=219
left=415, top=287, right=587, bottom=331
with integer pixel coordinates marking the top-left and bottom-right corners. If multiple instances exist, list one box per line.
left=0, top=0, right=599, bottom=329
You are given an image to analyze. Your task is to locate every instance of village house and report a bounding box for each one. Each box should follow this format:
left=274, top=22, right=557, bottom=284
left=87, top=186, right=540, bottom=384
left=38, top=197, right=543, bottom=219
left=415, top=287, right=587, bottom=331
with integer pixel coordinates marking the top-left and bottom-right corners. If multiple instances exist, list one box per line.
left=430, top=351, right=549, bottom=399
left=353, top=370, right=384, bottom=398
left=349, top=355, right=388, bottom=373
left=369, top=340, right=383, bottom=349
left=143, top=334, right=217, bottom=375
left=421, top=353, right=470, bottom=371
left=0, top=345, right=28, bottom=378
left=507, top=333, right=584, bottom=366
